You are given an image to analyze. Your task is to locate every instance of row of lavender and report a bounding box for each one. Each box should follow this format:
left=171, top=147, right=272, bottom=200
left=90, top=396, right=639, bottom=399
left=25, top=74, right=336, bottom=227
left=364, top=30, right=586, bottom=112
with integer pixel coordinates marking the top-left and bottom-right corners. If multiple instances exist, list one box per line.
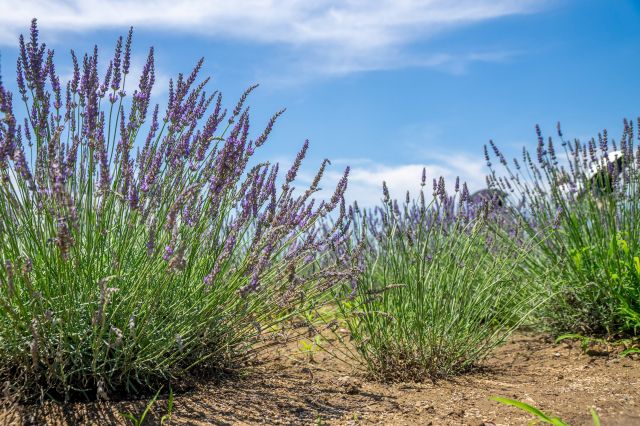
left=313, top=119, right=640, bottom=384
left=1, top=20, right=638, bottom=401
left=330, top=118, right=640, bottom=381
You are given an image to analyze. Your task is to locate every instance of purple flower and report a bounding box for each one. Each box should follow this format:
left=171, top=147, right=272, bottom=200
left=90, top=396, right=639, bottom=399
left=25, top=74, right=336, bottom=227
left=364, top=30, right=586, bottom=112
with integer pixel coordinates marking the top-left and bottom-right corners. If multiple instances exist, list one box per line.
left=163, top=245, right=174, bottom=261
left=255, top=109, right=285, bottom=147
left=552, top=206, right=563, bottom=229
left=436, top=176, right=446, bottom=202
left=285, top=140, right=309, bottom=186
left=328, top=167, right=350, bottom=211
left=123, top=27, right=133, bottom=75
left=229, top=84, right=258, bottom=125
left=111, top=36, right=123, bottom=93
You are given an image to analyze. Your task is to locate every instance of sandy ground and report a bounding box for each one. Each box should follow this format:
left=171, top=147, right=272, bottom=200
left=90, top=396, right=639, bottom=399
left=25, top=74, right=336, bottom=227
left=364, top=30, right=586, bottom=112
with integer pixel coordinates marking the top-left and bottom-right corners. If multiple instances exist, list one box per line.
left=2, top=332, right=639, bottom=425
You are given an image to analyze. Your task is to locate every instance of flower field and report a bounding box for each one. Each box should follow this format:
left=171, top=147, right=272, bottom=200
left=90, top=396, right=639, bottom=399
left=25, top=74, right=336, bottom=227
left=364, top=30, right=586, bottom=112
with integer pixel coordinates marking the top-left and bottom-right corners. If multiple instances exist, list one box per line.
left=1, top=21, right=639, bottom=425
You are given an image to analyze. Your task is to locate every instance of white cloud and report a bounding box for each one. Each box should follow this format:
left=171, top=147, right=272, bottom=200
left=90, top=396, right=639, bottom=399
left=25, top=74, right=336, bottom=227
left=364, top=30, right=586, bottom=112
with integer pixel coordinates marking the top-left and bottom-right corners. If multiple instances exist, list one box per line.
left=300, top=153, right=487, bottom=207
left=0, top=0, right=546, bottom=75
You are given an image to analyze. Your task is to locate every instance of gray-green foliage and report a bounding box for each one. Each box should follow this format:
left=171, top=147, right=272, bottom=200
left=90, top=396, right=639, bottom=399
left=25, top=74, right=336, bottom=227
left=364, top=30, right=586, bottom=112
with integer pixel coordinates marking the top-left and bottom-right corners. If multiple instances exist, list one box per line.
left=486, top=122, right=640, bottom=336
left=335, top=177, right=534, bottom=380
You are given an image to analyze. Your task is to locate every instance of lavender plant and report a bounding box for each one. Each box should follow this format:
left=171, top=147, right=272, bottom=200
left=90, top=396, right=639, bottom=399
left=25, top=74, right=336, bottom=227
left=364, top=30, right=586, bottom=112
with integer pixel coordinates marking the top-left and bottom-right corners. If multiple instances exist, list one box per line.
left=333, top=173, right=533, bottom=380
left=486, top=122, right=640, bottom=336
left=0, top=20, right=352, bottom=401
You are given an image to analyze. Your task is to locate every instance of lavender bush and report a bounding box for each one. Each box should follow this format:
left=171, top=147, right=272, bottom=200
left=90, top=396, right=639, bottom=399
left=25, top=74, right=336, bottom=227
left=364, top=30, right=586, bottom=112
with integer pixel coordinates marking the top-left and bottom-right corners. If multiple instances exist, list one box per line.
left=331, top=173, right=533, bottom=381
left=486, top=122, right=640, bottom=336
left=0, top=20, right=352, bottom=401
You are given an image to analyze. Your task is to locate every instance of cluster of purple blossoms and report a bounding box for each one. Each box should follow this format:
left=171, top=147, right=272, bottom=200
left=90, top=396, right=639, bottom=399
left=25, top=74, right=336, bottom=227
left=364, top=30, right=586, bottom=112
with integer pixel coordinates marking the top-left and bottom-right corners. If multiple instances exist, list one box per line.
left=0, top=19, right=356, bottom=302
left=485, top=120, right=640, bottom=235
left=0, top=19, right=367, bottom=403
left=318, top=169, right=506, bottom=285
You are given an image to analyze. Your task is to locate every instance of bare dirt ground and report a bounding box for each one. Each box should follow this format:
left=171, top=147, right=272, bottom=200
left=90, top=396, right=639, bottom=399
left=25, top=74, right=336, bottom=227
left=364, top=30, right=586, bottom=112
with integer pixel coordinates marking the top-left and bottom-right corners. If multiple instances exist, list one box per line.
left=2, top=332, right=639, bottom=425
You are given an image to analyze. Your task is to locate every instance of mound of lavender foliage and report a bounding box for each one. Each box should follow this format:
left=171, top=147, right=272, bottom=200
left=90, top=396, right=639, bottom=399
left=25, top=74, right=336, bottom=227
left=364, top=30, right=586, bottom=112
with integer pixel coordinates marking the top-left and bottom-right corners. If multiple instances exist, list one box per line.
left=0, top=20, right=352, bottom=401
left=329, top=172, right=532, bottom=380
left=487, top=122, right=640, bottom=336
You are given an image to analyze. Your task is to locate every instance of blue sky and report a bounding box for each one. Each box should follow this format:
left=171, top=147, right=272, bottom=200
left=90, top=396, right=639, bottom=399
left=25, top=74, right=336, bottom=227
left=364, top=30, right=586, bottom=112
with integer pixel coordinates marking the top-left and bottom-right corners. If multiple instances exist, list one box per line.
left=1, top=0, right=639, bottom=205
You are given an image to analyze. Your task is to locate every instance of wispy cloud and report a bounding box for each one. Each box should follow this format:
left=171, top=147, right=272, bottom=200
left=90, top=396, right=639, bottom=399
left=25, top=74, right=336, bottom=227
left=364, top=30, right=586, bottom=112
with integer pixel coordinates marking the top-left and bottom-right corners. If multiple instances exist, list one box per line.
left=0, top=0, right=545, bottom=75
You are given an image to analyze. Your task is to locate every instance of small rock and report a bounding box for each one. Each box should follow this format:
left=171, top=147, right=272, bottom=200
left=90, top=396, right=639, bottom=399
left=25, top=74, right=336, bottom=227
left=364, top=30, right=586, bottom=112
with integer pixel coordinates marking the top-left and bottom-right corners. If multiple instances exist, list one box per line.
left=335, top=375, right=362, bottom=394
left=586, top=348, right=610, bottom=357
left=447, top=409, right=465, bottom=418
